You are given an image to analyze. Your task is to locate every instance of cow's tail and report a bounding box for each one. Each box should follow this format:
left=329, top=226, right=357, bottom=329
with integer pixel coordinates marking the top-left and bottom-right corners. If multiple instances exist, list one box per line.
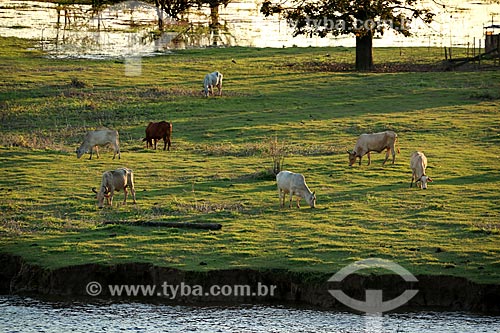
left=395, top=134, right=401, bottom=154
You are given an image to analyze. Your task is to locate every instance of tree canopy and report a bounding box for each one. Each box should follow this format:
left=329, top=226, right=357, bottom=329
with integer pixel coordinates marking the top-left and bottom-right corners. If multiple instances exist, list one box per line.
left=261, top=0, right=436, bottom=70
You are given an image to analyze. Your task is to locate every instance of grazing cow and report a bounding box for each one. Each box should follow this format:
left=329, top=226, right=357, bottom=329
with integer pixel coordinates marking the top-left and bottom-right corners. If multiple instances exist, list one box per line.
left=410, top=151, right=433, bottom=189
left=142, top=121, right=172, bottom=151
left=76, top=129, right=120, bottom=160
left=276, top=170, right=316, bottom=208
left=92, top=167, right=136, bottom=208
left=347, top=130, right=399, bottom=166
left=203, top=71, right=223, bottom=97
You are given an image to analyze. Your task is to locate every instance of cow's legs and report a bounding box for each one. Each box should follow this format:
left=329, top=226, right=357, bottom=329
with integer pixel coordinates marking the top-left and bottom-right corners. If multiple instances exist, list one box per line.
left=108, top=191, right=114, bottom=206
left=382, top=148, right=390, bottom=165
left=112, top=144, right=119, bottom=160
left=123, top=188, right=128, bottom=205
left=296, top=197, right=301, bottom=208
left=163, top=136, right=167, bottom=151
left=367, top=152, right=371, bottom=166
left=278, top=189, right=284, bottom=208
left=115, top=143, right=121, bottom=160
left=289, top=192, right=293, bottom=208
left=130, top=187, right=136, bottom=205
left=89, top=146, right=93, bottom=160
left=410, top=173, right=415, bottom=188
left=95, top=146, right=100, bottom=159
left=391, top=145, right=396, bottom=164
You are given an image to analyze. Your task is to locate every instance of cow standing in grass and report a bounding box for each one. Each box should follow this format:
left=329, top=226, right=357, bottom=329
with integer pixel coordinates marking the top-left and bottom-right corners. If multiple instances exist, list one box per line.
left=92, top=167, right=136, bottom=208
left=143, top=121, right=172, bottom=151
left=76, top=129, right=121, bottom=160
left=203, top=71, right=223, bottom=97
left=410, top=151, right=433, bottom=189
left=347, top=130, right=399, bottom=166
left=276, top=170, right=316, bottom=208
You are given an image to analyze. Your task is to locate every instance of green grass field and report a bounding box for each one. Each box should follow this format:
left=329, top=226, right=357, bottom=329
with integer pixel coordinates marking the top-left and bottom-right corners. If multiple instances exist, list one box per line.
left=0, top=37, right=499, bottom=283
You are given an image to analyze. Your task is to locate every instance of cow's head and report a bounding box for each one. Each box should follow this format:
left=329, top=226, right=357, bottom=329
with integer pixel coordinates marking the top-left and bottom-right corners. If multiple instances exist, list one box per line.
left=419, top=175, right=433, bottom=189
left=307, top=191, right=316, bottom=208
left=76, top=147, right=85, bottom=158
left=347, top=150, right=357, bottom=166
left=92, top=187, right=110, bottom=208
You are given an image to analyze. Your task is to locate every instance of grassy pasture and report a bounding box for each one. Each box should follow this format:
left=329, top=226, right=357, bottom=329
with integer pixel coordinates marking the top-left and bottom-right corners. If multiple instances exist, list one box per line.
left=0, top=37, right=499, bottom=283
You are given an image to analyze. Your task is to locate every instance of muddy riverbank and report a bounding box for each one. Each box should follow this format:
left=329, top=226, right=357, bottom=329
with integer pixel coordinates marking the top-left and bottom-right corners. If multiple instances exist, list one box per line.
left=1, top=253, right=498, bottom=313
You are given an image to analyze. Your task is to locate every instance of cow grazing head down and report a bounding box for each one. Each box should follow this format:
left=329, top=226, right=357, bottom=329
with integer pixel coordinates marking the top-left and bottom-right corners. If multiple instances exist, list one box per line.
left=92, top=168, right=136, bottom=209
left=76, top=147, right=86, bottom=158
left=276, top=170, right=316, bottom=209
left=417, top=175, right=433, bottom=189
left=92, top=187, right=110, bottom=208
left=306, top=191, right=317, bottom=208
left=203, top=71, right=223, bottom=97
left=347, top=131, right=399, bottom=166
left=143, top=121, right=172, bottom=151
left=410, top=151, right=432, bottom=190
left=347, top=150, right=357, bottom=167
left=76, top=129, right=121, bottom=160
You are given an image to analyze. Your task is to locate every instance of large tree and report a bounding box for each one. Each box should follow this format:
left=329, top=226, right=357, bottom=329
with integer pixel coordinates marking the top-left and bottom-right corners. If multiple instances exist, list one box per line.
left=261, top=0, right=435, bottom=70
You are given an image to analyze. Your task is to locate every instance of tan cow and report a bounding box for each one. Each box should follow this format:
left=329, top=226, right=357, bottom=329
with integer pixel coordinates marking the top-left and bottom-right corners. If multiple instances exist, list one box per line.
left=92, top=167, right=136, bottom=208
left=410, top=151, right=433, bottom=189
left=347, top=130, right=399, bottom=166
left=276, top=170, right=316, bottom=208
left=76, top=129, right=121, bottom=160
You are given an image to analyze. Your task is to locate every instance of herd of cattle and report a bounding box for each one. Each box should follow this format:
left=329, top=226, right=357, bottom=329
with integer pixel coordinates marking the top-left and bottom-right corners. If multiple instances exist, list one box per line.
left=76, top=72, right=432, bottom=209
left=76, top=122, right=171, bottom=208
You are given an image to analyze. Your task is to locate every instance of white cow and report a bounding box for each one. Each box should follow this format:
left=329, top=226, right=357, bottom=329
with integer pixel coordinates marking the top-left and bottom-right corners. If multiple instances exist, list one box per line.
left=276, top=170, right=316, bottom=208
left=410, top=151, right=433, bottom=189
left=203, top=71, right=223, bottom=97
left=76, top=129, right=120, bottom=160
left=347, top=130, right=399, bottom=166
left=92, top=167, right=136, bottom=208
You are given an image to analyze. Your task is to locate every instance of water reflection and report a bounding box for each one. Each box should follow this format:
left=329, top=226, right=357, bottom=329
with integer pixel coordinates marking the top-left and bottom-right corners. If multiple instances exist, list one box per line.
left=0, top=0, right=499, bottom=58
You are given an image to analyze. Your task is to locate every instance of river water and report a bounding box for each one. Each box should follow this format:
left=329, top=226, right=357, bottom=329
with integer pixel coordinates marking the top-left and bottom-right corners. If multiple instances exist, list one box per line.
left=0, top=296, right=499, bottom=333
left=0, top=0, right=499, bottom=58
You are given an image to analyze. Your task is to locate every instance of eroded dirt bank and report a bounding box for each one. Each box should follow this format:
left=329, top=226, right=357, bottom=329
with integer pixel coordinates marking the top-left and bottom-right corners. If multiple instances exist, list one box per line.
left=1, top=253, right=498, bottom=313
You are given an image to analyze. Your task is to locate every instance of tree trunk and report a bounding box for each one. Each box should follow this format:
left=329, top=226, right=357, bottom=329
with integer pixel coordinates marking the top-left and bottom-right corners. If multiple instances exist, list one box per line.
left=154, top=0, right=164, bottom=31
left=355, top=31, right=373, bottom=71
left=209, top=4, right=220, bottom=46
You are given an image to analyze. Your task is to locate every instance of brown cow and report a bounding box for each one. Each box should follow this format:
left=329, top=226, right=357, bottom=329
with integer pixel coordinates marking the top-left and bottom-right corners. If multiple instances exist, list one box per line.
left=142, top=121, right=172, bottom=151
